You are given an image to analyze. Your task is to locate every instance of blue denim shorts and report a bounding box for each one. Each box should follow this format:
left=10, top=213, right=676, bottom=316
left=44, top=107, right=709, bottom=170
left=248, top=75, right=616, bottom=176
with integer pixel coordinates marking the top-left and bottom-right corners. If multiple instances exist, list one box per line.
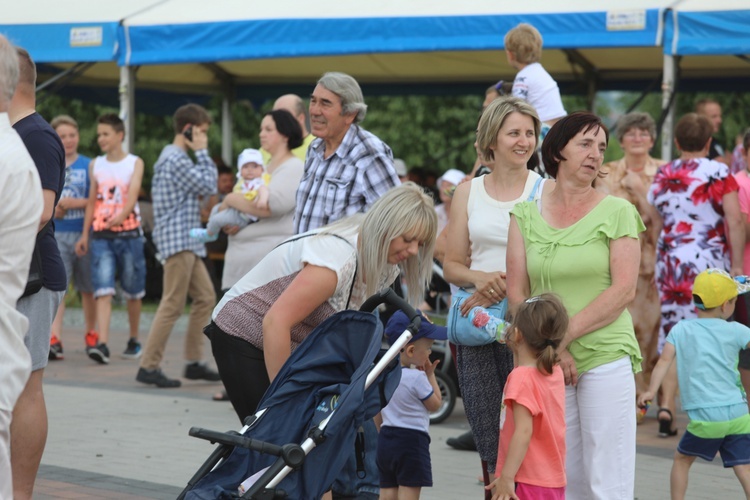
left=90, top=236, right=146, bottom=299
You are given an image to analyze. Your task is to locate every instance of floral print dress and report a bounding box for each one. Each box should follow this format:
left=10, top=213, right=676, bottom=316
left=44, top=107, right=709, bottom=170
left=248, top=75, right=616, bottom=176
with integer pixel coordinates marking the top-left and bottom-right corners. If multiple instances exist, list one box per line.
left=648, top=158, right=739, bottom=351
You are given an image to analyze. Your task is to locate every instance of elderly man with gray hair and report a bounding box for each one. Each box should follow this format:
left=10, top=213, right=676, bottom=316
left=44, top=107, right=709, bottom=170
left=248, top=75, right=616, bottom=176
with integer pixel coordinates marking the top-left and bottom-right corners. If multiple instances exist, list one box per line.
left=293, top=71, right=400, bottom=234
left=0, top=34, right=44, bottom=500
left=292, top=72, right=398, bottom=499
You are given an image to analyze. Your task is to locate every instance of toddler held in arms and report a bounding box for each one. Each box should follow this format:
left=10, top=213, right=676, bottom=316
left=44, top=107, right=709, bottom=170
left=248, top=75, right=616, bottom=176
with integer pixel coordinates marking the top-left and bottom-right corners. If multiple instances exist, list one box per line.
left=190, top=148, right=270, bottom=242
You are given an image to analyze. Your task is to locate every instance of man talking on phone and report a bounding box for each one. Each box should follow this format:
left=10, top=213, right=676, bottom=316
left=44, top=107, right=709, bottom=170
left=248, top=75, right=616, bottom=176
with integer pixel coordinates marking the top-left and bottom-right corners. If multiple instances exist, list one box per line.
left=136, top=104, right=220, bottom=388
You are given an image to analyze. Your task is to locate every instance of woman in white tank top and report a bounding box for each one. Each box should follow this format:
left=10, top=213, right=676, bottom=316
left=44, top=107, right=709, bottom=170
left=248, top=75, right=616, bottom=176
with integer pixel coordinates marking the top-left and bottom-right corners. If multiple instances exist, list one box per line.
left=443, top=96, right=551, bottom=486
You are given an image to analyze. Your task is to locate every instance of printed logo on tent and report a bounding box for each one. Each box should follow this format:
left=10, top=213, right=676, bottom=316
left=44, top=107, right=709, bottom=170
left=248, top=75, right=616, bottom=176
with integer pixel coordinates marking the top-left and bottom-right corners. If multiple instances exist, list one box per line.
left=606, top=10, right=646, bottom=31
left=70, top=27, right=103, bottom=47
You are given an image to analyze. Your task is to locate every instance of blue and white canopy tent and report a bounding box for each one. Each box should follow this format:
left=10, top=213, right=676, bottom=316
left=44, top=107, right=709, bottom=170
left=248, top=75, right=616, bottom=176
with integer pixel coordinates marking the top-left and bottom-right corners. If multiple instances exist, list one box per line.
left=0, top=0, right=162, bottom=141
left=659, top=0, right=750, bottom=158
left=119, top=0, right=668, bottom=91
left=1, top=1, right=670, bottom=157
left=5, top=1, right=749, bottom=160
left=116, top=0, right=670, bottom=158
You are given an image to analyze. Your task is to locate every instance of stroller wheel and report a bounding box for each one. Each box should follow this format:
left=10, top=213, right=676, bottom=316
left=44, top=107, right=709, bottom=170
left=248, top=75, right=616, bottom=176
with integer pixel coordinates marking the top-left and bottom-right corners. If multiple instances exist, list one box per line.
left=430, top=370, right=457, bottom=424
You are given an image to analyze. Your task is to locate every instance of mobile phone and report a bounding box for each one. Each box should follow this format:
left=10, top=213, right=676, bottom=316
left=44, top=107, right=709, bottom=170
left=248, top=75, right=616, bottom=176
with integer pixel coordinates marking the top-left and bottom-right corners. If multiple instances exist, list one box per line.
left=183, top=125, right=193, bottom=141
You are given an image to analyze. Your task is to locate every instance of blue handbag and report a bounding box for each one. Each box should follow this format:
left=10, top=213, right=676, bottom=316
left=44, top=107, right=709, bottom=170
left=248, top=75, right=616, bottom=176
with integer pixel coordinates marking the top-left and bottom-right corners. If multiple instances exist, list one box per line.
left=447, top=289, right=508, bottom=346
left=445, top=176, right=543, bottom=346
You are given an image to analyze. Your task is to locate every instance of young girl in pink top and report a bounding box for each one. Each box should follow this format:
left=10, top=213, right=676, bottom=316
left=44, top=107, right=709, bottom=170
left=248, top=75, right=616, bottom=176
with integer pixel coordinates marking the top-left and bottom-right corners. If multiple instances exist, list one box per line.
left=487, top=294, right=568, bottom=500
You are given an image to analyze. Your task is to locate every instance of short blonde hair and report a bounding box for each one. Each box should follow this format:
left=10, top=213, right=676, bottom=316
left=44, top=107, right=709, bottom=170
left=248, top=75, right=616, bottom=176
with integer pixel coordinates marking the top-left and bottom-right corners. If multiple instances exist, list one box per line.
left=51, top=114, right=79, bottom=130
left=477, top=96, right=541, bottom=163
left=504, top=23, right=543, bottom=64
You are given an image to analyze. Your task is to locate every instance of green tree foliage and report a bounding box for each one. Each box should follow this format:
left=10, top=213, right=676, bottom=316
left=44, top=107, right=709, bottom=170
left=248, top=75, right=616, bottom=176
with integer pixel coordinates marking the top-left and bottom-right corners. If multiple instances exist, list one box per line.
left=364, top=95, right=482, bottom=174
left=614, top=91, right=750, bottom=160
left=36, top=90, right=750, bottom=194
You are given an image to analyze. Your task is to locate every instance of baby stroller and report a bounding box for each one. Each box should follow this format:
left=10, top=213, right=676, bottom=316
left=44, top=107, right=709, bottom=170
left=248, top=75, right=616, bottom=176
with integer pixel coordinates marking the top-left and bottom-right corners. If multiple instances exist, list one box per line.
left=178, top=289, right=420, bottom=499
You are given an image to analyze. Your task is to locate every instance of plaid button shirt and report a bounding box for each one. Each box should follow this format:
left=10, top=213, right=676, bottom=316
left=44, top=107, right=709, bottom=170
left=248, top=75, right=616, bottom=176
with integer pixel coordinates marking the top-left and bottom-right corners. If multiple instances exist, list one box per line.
left=293, top=125, right=400, bottom=234
left=151, top=146, right=217, bottom=260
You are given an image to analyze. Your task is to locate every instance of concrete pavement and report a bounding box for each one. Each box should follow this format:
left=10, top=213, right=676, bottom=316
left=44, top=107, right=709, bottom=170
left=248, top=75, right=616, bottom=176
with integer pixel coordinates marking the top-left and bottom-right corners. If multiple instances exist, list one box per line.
left=32, top=309, right=746, bottom=499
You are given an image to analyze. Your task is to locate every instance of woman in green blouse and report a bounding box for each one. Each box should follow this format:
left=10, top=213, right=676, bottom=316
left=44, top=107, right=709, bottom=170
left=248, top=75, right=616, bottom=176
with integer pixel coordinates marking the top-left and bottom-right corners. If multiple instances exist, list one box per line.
left=506, top=112, right=645, bottom=499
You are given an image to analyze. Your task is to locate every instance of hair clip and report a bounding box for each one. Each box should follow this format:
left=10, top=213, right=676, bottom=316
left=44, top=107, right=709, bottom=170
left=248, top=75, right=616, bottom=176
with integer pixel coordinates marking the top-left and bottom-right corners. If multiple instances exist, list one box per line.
left=525, top=296, right=543, bottom=304
left=494, top=80, right=505, bottom=92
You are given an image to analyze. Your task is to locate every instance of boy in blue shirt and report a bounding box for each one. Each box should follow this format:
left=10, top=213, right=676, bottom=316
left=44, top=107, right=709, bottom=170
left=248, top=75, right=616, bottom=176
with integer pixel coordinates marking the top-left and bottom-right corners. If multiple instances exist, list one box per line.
left=639, top=268, right=750, bottom=499
left=49, top=115, right=96, bottom=360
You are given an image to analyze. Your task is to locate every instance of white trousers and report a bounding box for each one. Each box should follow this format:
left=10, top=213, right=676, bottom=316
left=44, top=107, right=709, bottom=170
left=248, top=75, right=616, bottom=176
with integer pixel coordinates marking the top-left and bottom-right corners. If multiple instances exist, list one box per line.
left=565, top=356, right=636, bottom=500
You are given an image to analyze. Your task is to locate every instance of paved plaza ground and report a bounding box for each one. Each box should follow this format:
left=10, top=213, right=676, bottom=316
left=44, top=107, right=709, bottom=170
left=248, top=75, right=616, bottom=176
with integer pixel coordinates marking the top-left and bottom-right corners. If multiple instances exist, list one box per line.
left=30, top=309, right=746, bottom=499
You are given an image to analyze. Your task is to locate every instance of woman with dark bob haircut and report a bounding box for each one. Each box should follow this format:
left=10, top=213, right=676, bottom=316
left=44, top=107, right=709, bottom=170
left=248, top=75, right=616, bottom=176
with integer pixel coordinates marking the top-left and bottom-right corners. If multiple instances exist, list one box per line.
left=220, top=109, right=306, bottom=290
left=647, top=112, right=744, bottom=438
left=507, top=111, right=645, bottom=498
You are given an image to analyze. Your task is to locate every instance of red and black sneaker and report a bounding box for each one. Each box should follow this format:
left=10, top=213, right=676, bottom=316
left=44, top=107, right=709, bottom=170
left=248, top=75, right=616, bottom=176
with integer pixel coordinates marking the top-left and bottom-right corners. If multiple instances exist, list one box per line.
left=85, top=330, right=99, bottom=349
left=49, top=335, right=64, bottom=361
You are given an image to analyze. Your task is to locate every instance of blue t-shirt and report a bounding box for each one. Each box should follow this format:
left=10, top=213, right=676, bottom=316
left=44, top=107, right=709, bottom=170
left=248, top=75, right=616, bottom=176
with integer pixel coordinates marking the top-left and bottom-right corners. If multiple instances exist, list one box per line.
left=668, top=318, right=750, bottom=421
left=55, top=154, right=91, bottom=233
left=13, top=113, right=67, bottom=292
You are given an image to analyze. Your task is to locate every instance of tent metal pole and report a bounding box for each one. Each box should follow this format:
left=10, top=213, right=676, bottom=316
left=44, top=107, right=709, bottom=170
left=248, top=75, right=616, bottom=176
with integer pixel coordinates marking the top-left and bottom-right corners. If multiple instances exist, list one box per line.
left=222, top=86, right=233, bottom=166
left=119, top=65, right=135, bottom=153
left=36, top=63, right=93, bottom=93
left=660, top=54, right=677, bottom=161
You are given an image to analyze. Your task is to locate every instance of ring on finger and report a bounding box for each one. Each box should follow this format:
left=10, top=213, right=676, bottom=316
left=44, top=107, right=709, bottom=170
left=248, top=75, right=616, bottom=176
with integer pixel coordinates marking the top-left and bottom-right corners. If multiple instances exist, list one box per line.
left=489, top=288, right=495, bottom=295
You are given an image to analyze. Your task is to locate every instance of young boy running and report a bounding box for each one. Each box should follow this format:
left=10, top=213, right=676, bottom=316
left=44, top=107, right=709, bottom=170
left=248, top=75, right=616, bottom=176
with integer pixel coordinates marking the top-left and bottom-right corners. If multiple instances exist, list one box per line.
left=75, top=113, right=146, bottom=364
left=639, top=268, right=750, bottom=499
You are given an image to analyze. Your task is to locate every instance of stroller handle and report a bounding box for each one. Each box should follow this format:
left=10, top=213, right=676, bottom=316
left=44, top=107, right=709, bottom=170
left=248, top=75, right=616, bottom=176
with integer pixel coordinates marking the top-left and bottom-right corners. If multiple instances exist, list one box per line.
left=359, top=288, right=421, bottom=332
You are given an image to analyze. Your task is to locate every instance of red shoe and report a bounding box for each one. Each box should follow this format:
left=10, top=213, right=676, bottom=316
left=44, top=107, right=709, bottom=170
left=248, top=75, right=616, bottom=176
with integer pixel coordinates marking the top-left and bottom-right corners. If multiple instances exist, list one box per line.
left=49, top=335, right=64, bottom=360
left=85, top=330, right=99, bottom=349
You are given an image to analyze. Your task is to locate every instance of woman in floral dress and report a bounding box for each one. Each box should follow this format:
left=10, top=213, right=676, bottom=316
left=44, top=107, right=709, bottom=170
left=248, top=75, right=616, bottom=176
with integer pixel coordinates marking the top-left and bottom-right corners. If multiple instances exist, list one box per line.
left=648, top=113, right=745, bottom=437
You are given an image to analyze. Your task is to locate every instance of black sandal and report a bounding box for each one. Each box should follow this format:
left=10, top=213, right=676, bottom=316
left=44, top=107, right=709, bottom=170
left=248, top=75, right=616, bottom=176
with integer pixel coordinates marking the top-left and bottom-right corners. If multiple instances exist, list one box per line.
left=657, top=407, right=678, bottom=437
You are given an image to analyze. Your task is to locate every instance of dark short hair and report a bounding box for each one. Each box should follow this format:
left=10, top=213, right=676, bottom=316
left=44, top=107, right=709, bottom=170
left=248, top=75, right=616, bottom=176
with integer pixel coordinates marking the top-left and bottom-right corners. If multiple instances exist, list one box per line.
left=266, top=109, right=303, bottom=150
left=542, top=112, right=609, bottom=179
left=15, top=46, right=36, bottom=86
left=97, top=113, right=125, bottom=135
left=674, top=113, right=713, bottom=153
left=217, top=165, right=233, bottom=176
left=173, top=103, right=212, bottom=134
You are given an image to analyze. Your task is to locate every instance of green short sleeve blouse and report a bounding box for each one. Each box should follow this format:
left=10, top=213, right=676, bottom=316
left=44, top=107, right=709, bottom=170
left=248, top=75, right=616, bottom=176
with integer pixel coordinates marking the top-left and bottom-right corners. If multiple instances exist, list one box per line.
left=511, top=196, right=645, bottom=374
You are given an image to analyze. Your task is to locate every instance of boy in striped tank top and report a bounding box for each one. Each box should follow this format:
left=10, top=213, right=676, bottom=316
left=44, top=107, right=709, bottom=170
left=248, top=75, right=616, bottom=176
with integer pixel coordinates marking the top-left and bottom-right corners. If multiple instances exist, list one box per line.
left=75, top=114, right=146, bottom=364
